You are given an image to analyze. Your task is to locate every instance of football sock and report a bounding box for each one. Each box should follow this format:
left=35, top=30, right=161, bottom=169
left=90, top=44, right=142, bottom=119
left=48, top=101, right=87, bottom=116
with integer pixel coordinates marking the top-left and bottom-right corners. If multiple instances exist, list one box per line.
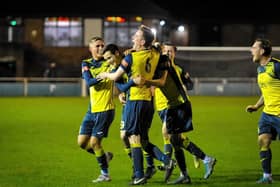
left=184, top=140, right=206, bottom=160
left=144, top=142, right=169, bottom=165
left=260, top=148, right=272, bottom=174
left=143, top=150, right=154, bottom=167
left=174, top=148, right=187, bottom=175
left=95, top=148, right=108, bottom=175
left=131, top=144, right=144, bottom=178
left=163, top=140, right=173, bottom=159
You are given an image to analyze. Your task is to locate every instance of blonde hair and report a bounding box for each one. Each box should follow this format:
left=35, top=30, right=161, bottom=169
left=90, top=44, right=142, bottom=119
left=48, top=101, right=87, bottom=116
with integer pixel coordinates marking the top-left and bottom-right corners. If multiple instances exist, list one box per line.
left=89, top=36, right=103, bottom=46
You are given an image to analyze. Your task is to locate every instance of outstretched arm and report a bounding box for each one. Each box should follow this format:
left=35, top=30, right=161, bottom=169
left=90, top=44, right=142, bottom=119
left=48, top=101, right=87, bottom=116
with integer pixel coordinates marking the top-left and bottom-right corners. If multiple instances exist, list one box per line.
left=97, top=58, right=129, bottom=81
left=246, top=96, right=264, bottom=113
left=97, top=66, right=125, bottom=81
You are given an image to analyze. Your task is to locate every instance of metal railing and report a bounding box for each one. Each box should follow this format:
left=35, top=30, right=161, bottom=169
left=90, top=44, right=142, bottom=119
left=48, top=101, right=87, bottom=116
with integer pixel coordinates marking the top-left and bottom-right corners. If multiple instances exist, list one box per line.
left=0, top=77, right=86, bottom=97
left=0, top=77, right=259, bottom=97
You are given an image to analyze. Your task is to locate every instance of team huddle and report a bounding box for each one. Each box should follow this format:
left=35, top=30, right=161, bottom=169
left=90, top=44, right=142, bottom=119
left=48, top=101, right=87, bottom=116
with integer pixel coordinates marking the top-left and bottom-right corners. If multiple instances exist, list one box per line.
left=77, top=25, right=280, bottom=185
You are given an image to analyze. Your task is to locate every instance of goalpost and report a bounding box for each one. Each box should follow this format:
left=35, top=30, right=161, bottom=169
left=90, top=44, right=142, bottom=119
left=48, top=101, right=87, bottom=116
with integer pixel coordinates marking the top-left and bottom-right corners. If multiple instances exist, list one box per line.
left=174, top=46, right=280, bottom=96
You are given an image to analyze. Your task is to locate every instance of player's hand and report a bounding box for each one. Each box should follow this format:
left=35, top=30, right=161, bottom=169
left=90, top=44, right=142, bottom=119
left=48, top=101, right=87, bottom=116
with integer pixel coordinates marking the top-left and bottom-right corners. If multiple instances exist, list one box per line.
left=133, top=75, right=145, bottom=86
left=185, top=72, right=190, bottom=79
left=82, top=66, right=89, bottom=73
left=96, top=72, right=107, bottom=80
left=118, top=93, right=126, bottom=104
left=124, top=48, right=135, bottom=56
left=246, top=105, right=258, bottom=113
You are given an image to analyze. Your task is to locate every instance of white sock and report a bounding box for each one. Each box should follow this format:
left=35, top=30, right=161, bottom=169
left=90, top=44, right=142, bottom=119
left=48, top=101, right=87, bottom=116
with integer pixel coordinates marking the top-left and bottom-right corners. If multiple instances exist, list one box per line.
left=263, top=173, right=272, bottom=178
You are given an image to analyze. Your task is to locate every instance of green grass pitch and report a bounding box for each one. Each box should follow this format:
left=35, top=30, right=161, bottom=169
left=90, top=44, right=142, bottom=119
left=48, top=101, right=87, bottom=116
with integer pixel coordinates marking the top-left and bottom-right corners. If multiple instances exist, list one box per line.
left=0, top=96, right=279, bottom=187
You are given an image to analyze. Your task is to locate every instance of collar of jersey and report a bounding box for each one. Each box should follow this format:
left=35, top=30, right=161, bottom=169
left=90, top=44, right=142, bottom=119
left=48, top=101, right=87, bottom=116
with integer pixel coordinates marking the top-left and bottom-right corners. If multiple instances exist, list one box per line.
left=91, top=59, right=103, bottom=68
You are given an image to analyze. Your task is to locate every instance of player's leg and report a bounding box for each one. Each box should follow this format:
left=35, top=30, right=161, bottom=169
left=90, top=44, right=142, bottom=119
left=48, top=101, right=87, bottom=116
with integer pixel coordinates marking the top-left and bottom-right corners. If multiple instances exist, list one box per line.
left=182, top=136, right=216, bottom=179
left=181, top=132, right=200, bottom=168
left=121, top=130, right=131, bottom=157
left=157, top=110, right=173, bottom=171
left=143, top=101, right=157, bottom=180
left=168, top=134, right=191, bottom=184
left=143, top=150, right=156, bottom=179
left=78, top=112, right=95, bottom=154
left=91, top=110, right=114, bottom=183
left=256, top=113, right=276, bottom=184
left=129, top=134, right=146, bottom=185
left=162, top=122, right=173, bottom=159
left=177, top=103, right=216, bottom=180
left=126, top=101, right=146, bottom=185
left=141, top=104, right=174, bottom=182
left=257, top=133, right=273, bottom=184
left=91, top=136, right=111, bottom=183
left=140, top=128, right=157, bottom=180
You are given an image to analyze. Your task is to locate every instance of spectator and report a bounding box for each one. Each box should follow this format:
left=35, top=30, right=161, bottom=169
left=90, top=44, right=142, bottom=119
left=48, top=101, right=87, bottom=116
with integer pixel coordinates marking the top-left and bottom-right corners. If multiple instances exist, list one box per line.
left=44, top=62, right=57, bottom=95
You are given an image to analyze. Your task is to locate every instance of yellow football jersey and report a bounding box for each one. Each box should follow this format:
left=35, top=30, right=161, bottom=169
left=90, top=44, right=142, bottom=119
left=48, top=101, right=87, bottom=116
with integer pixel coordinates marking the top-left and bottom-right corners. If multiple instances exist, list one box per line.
left=129, top=48, right=160, bottom=101
left=258, top=57, right=280, bottom=116
left=88, top=60, right=115, bottom=112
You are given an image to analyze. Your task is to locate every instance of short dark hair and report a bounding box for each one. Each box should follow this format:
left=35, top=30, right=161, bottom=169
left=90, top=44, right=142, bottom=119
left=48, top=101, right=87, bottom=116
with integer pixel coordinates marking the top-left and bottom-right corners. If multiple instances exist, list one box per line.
left=102, top=44, right=120, bottom=55
left=255, top=38, right=272, bottom=57
left=162, top=42, right=177, bottom=52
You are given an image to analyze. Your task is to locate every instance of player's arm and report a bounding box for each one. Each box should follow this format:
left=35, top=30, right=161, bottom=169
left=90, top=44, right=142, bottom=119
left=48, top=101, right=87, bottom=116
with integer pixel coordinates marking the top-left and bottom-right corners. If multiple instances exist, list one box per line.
left=180, top=67, right=194, bottom=90
left=246, top=96, right=264, bottom=113
left=97, top=66, right=125, bottom=81
left=118, top=92, right=126, bottom=104
left=97, top=56, right=129, bottom=81
left=81, top=62, right=100, bottom=87
left=144, top=71, right=168, bottom=87
left=274, top=60, right=280, bottom=79
left=135, top=55, right=169, bottom=87
left=184, top=72, right=194, bottom=90
left=115, top=78, right=135, bottom=92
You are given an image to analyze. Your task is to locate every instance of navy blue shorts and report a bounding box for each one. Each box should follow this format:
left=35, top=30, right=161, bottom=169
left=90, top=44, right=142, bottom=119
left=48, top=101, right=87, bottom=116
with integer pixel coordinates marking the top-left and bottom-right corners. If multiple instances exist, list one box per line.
left=79, top=109, right=115, bottom=138
left=258, top=112, right=280, bottom=140
left=166, top=101, right=193, bottom=134
left=124, top=100, right=153, bottom=136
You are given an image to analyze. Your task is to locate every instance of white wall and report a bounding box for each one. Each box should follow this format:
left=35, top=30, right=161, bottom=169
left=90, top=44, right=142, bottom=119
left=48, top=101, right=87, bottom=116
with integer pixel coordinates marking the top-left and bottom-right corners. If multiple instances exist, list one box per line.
left=84, top=18, right=103, bottom=46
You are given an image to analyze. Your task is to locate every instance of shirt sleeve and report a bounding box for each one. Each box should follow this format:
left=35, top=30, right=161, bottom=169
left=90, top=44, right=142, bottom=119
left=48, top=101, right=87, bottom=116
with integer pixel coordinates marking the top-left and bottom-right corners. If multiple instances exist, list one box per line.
left=115, top=79, right=135, bottom=92
left=153, top=55, right=169, bottom=79
left=274, top=61, right=280, bottom=79
left=81, top=62, right=100, bottom=87
left=120, top=54, right=132, bottom=73
left=82, top=71, right=100, bottom=87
